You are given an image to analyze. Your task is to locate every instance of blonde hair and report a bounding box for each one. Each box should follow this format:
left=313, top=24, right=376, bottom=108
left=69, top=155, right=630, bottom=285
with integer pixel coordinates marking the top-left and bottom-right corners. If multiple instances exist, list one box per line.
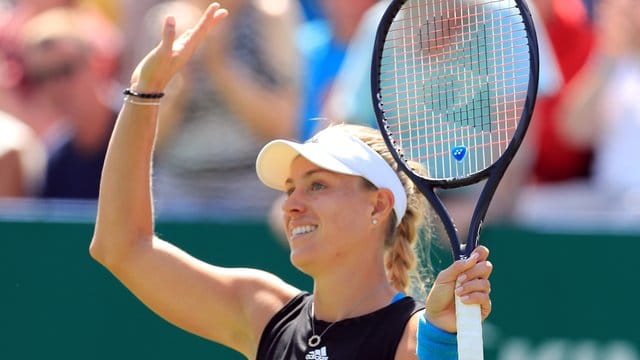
left=337, top=124, right=433, bottom=299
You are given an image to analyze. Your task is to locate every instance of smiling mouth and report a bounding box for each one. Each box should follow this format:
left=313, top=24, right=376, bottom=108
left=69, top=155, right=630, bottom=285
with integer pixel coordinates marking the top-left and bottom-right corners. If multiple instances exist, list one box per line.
left=291, top=225, right=318, bottom=237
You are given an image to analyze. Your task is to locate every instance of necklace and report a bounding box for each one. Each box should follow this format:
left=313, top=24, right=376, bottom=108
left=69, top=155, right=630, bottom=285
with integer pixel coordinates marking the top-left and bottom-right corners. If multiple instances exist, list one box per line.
left=307, top=284, right=390, bottom=348
left=307, top=302, right=335, bottom=347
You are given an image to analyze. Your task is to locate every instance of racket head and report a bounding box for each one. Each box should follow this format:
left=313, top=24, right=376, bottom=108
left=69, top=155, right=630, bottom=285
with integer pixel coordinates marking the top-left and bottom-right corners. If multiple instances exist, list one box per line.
left=371, top=0, right=539, bottom=188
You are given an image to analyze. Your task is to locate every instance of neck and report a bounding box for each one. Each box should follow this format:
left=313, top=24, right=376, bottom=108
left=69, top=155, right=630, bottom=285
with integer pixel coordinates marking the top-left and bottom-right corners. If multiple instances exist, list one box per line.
left=312, top=270, right=396, bottom=322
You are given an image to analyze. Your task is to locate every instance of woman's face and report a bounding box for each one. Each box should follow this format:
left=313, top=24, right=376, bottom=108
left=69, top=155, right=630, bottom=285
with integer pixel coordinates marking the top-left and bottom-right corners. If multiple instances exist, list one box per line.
left=282, top=156, right=379, bottom=273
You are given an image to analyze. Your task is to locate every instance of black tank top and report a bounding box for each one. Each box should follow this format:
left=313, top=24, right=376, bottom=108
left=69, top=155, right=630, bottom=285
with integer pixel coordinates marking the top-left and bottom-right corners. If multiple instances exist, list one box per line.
left=256, top=292, right=424, bottom=359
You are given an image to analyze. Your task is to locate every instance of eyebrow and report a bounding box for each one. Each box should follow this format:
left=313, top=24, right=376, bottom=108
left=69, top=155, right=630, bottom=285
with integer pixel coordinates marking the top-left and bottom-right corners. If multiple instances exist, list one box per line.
left=284, top=168, right=333, bottom=187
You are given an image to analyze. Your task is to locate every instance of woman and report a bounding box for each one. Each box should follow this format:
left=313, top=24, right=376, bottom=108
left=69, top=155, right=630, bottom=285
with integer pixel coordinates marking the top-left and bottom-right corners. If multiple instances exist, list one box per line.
left=90, top=3, right=493, bottom=359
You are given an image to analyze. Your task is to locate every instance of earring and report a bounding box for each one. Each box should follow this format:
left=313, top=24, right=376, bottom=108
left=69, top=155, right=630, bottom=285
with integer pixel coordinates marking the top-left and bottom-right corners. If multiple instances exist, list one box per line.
left=372, top=218, right=378, bottom=225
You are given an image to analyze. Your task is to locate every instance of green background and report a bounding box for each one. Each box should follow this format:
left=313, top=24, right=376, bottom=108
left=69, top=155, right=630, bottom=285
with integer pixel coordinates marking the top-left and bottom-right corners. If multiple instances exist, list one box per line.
left=1, top=218, right=638, bottom=359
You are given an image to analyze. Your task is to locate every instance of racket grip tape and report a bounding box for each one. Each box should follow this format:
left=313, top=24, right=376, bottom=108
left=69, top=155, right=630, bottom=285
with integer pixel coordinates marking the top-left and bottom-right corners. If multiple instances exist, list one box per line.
left=455, top=295, right=484, bottom=360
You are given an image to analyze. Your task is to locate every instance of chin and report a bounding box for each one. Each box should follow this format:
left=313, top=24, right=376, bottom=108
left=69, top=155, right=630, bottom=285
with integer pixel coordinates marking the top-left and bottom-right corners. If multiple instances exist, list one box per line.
left=289, top=249, right=317, bottom=275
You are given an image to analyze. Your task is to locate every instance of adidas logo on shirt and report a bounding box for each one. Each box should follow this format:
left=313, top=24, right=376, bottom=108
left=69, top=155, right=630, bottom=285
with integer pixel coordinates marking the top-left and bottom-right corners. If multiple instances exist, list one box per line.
left=305, top=346, right=329, bottom=360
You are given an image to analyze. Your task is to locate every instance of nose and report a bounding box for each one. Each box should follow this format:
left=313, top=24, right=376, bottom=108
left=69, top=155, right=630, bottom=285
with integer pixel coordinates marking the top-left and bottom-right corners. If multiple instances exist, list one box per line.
left=281, top=188, right=306, bottom=215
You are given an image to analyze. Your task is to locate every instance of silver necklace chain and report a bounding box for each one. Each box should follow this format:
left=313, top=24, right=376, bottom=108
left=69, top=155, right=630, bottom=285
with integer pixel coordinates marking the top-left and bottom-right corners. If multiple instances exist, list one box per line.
left=307, top=303, right=337, bottom=347
left=307, top=285, right=390, bottom=348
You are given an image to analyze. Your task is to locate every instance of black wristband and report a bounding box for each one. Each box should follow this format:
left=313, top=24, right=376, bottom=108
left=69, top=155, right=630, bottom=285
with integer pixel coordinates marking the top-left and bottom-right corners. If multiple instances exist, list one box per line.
left=123, top=88, right=165, bottom=99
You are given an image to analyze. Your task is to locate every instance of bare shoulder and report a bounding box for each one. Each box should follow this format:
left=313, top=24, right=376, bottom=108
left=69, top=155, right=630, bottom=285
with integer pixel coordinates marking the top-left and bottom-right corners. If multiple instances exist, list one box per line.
left=234, top=267, right=301, bottom=308
left=231, top=267, right=301, bottom=356
left=198, top=265, right=301, bottom=329
left=394, top=311, right=421, bottom=360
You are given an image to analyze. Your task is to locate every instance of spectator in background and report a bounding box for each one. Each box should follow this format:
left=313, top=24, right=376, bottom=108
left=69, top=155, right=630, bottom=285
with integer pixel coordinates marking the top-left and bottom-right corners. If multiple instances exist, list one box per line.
left=513, top=0, right=640, bottom=226
left=0, top=110, right=45, bottom=197
left=322, top=0, right=388, bottom=129
left=528, top=0, right=596, bottom=183
left=0, top=0, right=77, bottom=141
left=296, top=0, right=379, bottom=140
left=133, top=0, right=302, bottom=220
left=559, top=0, right=640, bottom=192
left=19, top=7, right=123, bottom=199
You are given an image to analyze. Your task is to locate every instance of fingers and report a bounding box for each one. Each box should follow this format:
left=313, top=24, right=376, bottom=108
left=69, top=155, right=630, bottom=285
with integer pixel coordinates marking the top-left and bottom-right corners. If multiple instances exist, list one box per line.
left=180, top=3, right=228, bottom=49
left=158, top=3, right=227, bottom=53
left=457, top=260, right=493, bottom=284
left=455, top=248, right=492, bottom=294
left=456, top=246, right=491, bottom=280
left=457, top=289, right=492, bottom=320
left=454, top=262, right=492, bottom=303
left=455, top=246, right=492, bottom=319
left=134, top=3, right=227, bottom=89
left=455, top=278, right=490, bottom=298
left=433, top=245, right=489, bottom=285
left=471, top=245, right=489, bottom=262
left=425, top=246, right=493, bottom=330
left=197, top=3, right=228, bottom=33
left=159, top=16, right=177, bottom=53
left=460, top=292, right=492, bottom=320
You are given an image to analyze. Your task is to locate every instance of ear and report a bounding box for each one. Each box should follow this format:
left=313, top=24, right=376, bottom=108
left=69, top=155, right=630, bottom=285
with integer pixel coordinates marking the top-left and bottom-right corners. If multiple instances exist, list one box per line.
left=370, top=188, right=395, bottom=222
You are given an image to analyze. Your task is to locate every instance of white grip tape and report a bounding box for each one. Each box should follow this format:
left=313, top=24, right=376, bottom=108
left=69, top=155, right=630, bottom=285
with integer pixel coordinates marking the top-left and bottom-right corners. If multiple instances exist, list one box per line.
left=455, top=295, right=484, bottom=360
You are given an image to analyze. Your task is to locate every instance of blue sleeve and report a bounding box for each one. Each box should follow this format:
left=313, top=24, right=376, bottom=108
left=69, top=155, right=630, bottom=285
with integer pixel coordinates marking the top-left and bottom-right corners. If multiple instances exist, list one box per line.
left=416, top=311, right=458, bottom=360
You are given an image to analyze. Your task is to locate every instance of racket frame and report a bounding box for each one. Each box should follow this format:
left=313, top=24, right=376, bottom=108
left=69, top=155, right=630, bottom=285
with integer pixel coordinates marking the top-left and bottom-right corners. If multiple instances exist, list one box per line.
left=370, top=0, right=540, bottom=260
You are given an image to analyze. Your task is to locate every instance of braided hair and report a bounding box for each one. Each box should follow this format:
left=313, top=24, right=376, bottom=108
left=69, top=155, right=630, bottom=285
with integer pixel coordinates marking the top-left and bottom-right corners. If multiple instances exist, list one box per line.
left=339, top=124, right=434, bottom=298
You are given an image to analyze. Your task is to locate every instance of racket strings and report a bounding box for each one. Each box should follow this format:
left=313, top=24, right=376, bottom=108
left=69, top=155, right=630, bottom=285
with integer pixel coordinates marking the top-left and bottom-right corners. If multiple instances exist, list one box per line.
left=378, top=0, right=531, bottom=180
left=379, top=48, right=529, bottom=85
left=385, top=92, right=525, bottom=136
left=379, top=67, right=529, bottom=109
left=384, top=14, right=525, bottom=55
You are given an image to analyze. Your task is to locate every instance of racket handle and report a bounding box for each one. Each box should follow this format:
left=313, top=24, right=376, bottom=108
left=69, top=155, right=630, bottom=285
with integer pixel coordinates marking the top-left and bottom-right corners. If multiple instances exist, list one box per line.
left=455, top=295, right=484, bottom=360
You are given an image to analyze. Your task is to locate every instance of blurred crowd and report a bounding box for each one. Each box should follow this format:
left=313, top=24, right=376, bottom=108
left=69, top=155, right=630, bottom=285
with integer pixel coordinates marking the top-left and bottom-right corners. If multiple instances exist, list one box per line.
left=0, top=0, right=638, bottom=228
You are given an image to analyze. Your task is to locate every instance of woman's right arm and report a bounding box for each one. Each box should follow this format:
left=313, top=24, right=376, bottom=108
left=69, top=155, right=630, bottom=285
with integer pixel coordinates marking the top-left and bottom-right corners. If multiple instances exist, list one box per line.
left=89, top=4, right=298, bottom=357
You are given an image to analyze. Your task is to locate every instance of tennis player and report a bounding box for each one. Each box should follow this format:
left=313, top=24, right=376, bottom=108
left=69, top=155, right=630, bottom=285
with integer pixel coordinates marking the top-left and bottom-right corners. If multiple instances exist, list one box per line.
left=90, top=3, right=492, bottom=359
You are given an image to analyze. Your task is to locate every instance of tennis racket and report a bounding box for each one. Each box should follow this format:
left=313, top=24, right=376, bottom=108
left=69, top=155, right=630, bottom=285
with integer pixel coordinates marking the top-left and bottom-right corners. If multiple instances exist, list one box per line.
left=370, top=0, right=538, bottom=358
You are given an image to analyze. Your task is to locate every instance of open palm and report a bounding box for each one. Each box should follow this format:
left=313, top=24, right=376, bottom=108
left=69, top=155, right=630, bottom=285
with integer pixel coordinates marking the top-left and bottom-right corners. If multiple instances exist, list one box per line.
left=130, top=3, right=228, bottom=92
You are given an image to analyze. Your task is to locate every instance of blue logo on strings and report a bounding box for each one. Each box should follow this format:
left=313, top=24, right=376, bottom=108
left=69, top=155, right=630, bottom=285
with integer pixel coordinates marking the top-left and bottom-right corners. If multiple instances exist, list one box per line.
left=452, top=146, right=467, bottom=161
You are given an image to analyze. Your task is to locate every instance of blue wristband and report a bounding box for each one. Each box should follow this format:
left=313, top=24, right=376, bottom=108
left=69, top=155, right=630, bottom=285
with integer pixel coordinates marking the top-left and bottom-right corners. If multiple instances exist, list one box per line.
left=416, top=311, right=458, bottom=360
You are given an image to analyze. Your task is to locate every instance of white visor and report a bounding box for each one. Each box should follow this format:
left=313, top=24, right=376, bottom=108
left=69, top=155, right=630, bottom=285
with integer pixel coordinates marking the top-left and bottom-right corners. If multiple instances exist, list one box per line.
left=256, top=126, right=407, bottom=226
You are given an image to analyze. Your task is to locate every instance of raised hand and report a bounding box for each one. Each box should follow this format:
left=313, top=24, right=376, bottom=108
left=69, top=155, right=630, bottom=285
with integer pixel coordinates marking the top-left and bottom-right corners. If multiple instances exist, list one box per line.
left=130, top=2, right=228, bottom=92
left=424, top=245, right=493, bottom=333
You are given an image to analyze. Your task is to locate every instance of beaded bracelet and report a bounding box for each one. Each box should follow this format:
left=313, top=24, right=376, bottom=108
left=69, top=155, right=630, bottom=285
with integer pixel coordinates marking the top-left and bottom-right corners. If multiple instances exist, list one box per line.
left=123, top=88, right=165, bottom=99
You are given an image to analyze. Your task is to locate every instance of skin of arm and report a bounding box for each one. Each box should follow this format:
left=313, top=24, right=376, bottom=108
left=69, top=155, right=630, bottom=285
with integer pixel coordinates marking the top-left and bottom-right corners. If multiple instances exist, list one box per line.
left=89, top=5, right=299, bottom=358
